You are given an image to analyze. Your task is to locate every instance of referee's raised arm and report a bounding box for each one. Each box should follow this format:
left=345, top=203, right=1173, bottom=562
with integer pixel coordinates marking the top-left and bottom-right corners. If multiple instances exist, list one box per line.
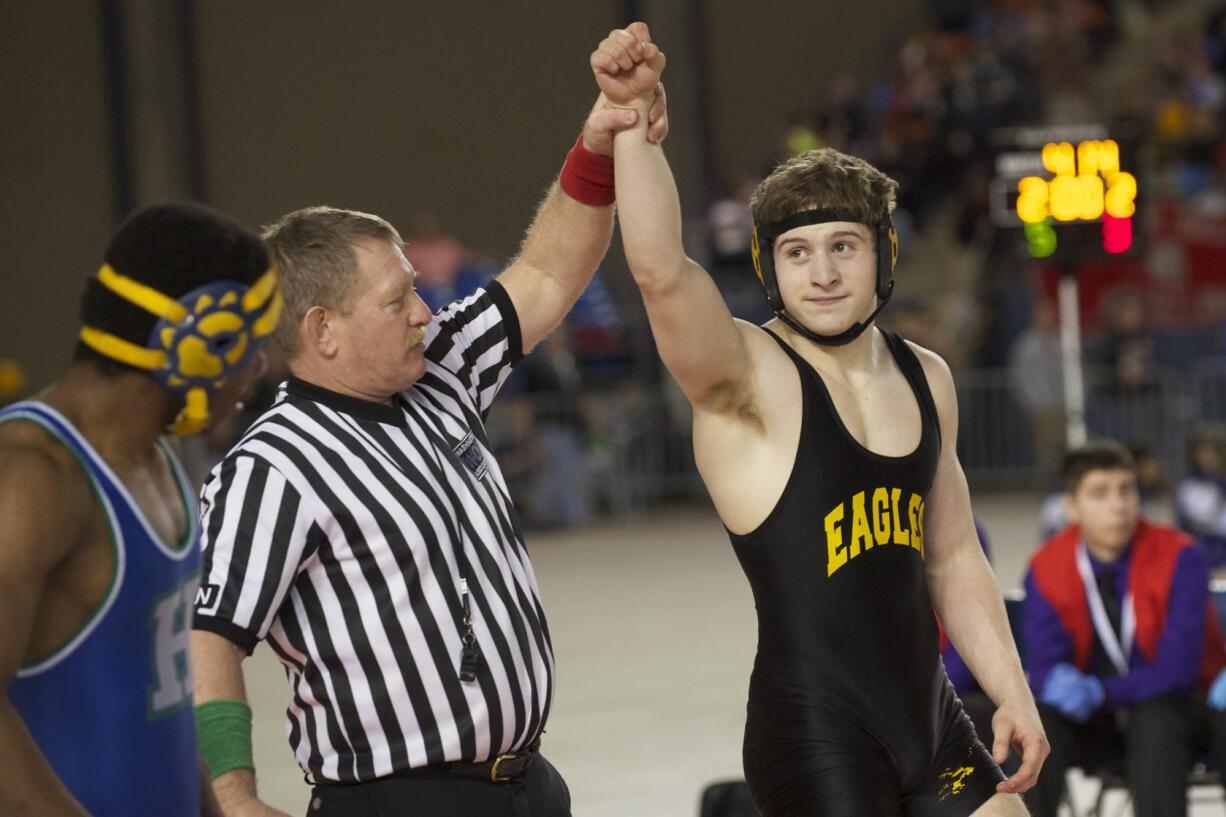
left=497, top=40, right=668, bottom=354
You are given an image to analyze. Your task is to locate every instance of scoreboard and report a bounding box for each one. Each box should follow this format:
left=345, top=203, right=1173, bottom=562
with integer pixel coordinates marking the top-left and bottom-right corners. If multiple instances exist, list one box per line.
left=990, top=124, right=1140, bottom=260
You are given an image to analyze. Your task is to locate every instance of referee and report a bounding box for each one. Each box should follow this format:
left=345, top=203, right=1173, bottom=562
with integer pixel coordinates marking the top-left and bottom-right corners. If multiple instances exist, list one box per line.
left=189, top=26, right=667, bottom=817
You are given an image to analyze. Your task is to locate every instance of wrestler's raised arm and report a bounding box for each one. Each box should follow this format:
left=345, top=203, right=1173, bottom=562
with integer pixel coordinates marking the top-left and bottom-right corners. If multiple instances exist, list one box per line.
left=601, top=33, right=758, bottom=419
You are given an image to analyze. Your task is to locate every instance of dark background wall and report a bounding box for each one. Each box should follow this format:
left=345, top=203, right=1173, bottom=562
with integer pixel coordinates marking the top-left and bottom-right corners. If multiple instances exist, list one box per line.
left=1, top=0, right=928, bottom=389
left=2, top=4, right=114, bottom=391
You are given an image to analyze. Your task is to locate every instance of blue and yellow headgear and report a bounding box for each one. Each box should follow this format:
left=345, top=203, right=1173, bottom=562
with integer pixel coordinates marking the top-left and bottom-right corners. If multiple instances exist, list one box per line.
left=78, top=263, right=282, bottom=435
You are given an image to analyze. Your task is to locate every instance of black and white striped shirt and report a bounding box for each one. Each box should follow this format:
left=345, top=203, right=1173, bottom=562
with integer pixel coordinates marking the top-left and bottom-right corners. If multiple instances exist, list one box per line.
left=193, top=282, right=554, bottom=783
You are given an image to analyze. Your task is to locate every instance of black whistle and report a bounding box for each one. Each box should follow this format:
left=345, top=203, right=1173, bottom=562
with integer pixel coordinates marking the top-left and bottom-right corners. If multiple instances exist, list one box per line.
left=459, top=639, right=480, bottom=682
left=459, top=577, right=479, bottom=682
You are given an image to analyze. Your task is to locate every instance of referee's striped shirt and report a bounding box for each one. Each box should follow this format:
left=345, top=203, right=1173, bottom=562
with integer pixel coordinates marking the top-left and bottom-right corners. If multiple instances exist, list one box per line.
left=193, top=282, right=555, bottom=783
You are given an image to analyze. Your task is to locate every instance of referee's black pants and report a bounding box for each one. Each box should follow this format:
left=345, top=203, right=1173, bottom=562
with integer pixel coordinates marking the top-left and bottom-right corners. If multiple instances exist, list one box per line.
left=1026, top=695, right=1226, bottom=817
left=305, top=755, right=572, bottom=817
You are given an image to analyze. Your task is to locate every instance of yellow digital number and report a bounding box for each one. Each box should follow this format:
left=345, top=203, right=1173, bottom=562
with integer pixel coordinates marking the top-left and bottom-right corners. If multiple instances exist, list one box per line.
left=1016, top=176, right=1049, bottom=223
left=1077, top=141, right=1100, bottom=176
left=1098, top=140, right=1120, bottom=177
left=1042, top=142, right=1076, bottom=176
left=1018, top=139, right=1133, bottom=226
left=1077, top=173, right=1105, bottom=220
left=1105, top=172, right=1137, bottom=218
left=1049, top=174, right=1081, bottom=221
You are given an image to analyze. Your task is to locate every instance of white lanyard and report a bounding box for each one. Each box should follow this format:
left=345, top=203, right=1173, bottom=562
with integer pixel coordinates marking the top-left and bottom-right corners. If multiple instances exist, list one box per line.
left=1075, top=541, right=1135, bottom=676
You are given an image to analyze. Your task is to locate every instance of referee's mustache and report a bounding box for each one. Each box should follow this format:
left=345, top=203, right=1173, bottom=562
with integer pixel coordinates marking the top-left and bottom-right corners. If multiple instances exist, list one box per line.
left=407, top=326, right=427, bottom=348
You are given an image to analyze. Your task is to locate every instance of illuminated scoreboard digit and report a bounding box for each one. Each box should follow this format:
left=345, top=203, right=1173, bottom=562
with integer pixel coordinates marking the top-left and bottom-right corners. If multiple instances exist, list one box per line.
left=1014, top=139, right=1138, bottom=257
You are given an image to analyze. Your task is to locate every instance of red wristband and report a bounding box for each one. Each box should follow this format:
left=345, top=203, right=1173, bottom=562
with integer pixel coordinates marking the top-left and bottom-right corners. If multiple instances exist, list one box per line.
left=560, top=135, right=615, bottom=207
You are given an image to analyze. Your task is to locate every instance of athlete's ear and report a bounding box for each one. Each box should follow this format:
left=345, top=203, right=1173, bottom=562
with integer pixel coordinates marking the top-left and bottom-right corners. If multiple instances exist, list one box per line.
left=302, top=306, right=339, bottom=359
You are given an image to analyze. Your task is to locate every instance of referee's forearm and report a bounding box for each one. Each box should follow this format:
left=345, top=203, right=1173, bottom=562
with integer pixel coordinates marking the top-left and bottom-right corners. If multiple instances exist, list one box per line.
left=210, top=769, right=262, bottom=815
left=192, top=631, right=249, bottom=702
left=191, top=631, right=261, bottom=813
left=200, top=755, right=225, bottom=817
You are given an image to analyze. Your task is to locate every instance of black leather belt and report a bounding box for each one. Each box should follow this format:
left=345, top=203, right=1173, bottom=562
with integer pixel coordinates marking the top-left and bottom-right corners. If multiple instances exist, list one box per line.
left=395, top=741, right=540, bottom=784
left=447, top=749, right=537, bottom=783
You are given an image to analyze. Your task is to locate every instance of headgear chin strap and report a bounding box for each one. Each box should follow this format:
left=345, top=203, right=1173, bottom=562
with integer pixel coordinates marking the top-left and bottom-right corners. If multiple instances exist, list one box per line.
left=78, top=263, right=283, bottom=435
left=751, top=206, right=899, bottom=346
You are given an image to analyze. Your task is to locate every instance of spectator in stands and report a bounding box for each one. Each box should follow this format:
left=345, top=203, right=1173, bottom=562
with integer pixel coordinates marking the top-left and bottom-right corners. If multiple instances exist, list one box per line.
left=1147, top=21, right=1226, bottom=200
left=1008, top=299, right=1065, bottom=485
left=708, top=178, right=773, bottom=325
left=1089, top=290, right=1161, bottom=447
left=517, top=330, right=592, bottom=528
left=401, top=212, right=499, bottom=312
left=1039, top=441, right=1162, bottom=546
left=1176, top=426, right=1226, bottom=571
left=558, top=269, right=631, bottom=385
left=1204, top=7, right=1226, bottom=77
left=1023, top=440, right=1226, bottom=817
left=1129, top=441, right=1168, bottom=518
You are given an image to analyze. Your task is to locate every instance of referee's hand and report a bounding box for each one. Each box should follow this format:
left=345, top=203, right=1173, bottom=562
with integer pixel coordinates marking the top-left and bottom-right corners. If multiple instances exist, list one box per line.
left=228, top=797, right=291, bottom=817
left=582, top=84, right=668, bottom=156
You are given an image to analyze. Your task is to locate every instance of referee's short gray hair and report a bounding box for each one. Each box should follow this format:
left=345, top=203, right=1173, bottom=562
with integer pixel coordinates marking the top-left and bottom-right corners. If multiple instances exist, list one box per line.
left=262, top=206, right=404, bottom=358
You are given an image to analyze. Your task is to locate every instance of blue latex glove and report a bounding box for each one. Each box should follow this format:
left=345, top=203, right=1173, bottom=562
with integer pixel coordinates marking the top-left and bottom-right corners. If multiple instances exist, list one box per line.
left=1210, top=668, right=1226, bottom=710
left=1078, top=674, right=1105, bottom=721
left=1039, top=663, right=1085, bottom=716
left=1043, top=662, right=1084, bottom=690
left=1041, top=663, right=1103, bottom=723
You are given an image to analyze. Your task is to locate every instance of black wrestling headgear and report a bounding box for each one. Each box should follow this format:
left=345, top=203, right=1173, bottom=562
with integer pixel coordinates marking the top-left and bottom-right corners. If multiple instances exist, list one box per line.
left=750, top=206, right=899, bottom=346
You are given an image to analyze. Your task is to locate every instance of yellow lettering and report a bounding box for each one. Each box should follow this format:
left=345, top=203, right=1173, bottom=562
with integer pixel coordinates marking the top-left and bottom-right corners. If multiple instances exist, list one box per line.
left=891, top=487, right=909, bottom=546
left=850, top=491, right=872, bottom=558
left=871, top=488, right=891, bottom=546
left=825, top=503, right=847, bottom=577
left=908, top=494, right=925, bottom=559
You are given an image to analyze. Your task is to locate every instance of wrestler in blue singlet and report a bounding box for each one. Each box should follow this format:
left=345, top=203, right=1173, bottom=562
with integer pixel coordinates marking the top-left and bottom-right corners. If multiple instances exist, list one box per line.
left=2, top=401, right=202, bottom=816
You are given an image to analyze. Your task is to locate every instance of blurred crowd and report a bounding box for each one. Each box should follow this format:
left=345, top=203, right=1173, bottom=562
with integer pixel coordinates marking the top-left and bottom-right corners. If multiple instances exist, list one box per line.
left=708, top=0, right=1121, bottom=281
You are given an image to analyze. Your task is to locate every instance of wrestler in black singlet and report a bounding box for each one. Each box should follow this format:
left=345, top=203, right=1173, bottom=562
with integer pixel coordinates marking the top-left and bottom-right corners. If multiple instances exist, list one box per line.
left=729, top=329, right=1004, bottom=817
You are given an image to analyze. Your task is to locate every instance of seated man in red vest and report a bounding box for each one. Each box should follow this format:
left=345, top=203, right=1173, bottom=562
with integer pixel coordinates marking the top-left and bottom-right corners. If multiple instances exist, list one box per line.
left=1023, top=439, right=1226, bottom=817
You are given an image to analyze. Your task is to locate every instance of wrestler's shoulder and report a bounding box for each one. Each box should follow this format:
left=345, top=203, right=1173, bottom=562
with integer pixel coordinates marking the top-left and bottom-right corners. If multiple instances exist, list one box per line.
left=0, top=420, right=93, bottom=510
left=898, top=337, right=955, bottom=397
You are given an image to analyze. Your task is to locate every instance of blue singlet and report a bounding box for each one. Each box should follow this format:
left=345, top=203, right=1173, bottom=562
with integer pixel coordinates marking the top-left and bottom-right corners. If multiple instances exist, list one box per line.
left=2, top=401, right=202, bottom=817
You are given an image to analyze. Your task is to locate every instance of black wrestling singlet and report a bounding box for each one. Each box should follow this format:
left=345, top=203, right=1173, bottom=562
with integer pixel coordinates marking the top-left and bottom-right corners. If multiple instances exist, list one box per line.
left=728, top=329, right=1003, bottom=817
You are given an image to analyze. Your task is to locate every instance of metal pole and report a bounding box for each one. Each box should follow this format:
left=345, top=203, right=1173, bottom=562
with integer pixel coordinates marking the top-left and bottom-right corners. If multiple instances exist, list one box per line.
left=175, top=0, right=206, bottom=202
left=100, top=0, right=134, bottom=221
left=683, top=0, right=715, bottom=208
left=1058, top=268, right=1087, bottom=447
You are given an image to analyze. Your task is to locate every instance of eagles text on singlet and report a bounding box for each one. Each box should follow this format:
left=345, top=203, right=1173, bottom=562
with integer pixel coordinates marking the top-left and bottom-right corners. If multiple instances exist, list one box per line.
left=823, top=487, right=926, bottom=577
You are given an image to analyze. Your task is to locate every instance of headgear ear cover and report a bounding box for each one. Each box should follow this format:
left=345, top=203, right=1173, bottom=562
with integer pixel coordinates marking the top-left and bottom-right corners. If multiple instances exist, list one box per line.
left=78, top=263, right=282, bottom=435
left=751, top=206, right=899, bottom=346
